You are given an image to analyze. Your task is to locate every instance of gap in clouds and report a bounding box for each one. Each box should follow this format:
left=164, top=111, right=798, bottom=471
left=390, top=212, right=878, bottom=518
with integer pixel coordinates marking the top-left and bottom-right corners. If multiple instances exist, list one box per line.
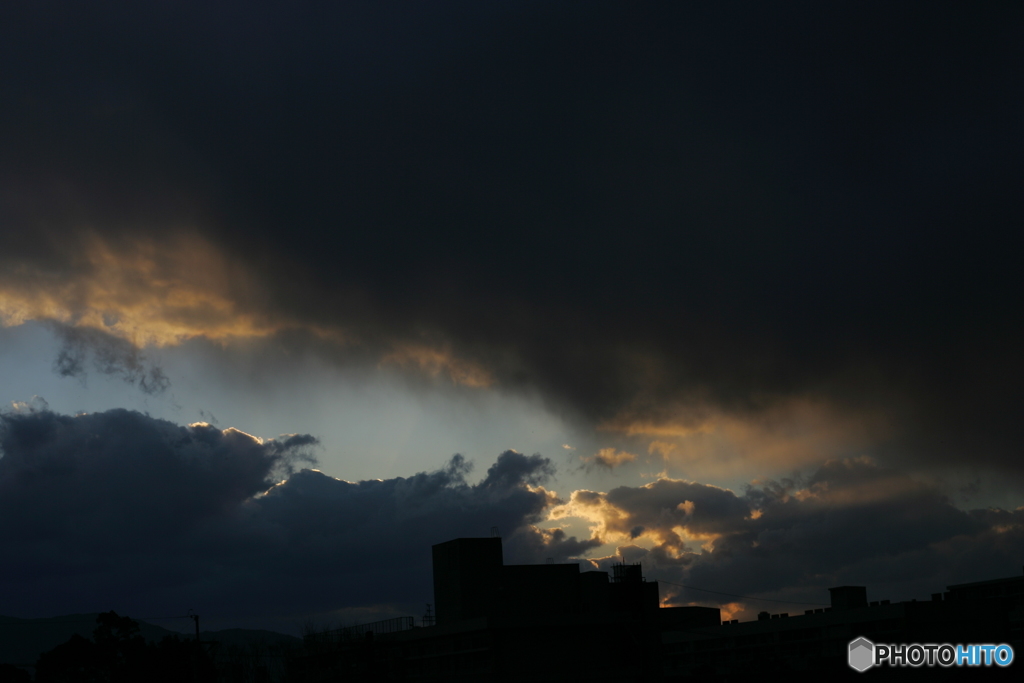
left=0, top=321, right=599, bottom=487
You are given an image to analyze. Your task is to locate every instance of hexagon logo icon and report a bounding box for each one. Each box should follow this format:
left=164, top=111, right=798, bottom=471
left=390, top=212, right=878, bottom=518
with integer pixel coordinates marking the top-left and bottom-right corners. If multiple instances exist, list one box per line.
left=848, top=637, right=875, bottom=672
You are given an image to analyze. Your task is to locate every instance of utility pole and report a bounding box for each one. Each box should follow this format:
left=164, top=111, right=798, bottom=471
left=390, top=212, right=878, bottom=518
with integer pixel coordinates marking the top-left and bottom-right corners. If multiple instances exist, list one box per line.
left=188, top=609, right=200, bottom=641
left=187, top=609, right=200, bottom=683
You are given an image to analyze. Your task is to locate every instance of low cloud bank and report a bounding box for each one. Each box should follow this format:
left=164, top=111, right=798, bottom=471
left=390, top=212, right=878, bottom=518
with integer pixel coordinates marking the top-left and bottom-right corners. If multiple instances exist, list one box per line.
left=1, top=407, right=1021, bottom=627
left=561, top=458, right=1024, bottom=618
left=0, top=407, right=571, bottom=623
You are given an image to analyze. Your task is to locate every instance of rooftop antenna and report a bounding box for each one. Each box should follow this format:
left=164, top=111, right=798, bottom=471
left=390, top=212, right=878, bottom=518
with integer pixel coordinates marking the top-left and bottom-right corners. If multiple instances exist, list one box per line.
left=490, top=526, right=500, bottom=538
left=422, top=603, right=435, bottom=627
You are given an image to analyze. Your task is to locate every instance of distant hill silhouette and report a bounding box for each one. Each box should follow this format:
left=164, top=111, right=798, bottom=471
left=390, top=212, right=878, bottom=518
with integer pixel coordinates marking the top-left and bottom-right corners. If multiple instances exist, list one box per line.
left=0, top=614, right=299, bottom=668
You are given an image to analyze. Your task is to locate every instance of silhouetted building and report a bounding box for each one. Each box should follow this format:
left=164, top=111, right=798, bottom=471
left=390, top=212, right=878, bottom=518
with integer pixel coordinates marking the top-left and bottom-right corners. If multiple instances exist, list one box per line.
left=430, top=537, right=659, bottom=624
left=946, top=569, right=1024, bottom=654
left=661, top=570, right=1024, bottom=679
left=431, top=538, right=503, bottom=624
left=297, top=536, right=668, bottom=682
left=292, top=541, right=1021, bottom=682
left=828, top=585, right=867, bottom=611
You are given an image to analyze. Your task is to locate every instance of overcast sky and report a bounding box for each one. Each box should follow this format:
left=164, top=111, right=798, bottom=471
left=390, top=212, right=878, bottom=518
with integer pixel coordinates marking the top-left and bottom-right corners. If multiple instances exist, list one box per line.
left=2, top=1, right=1022, bottom=634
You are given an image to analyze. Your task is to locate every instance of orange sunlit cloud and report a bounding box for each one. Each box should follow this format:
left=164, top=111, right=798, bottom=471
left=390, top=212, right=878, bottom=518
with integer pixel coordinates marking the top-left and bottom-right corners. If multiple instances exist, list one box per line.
left=599, top=417, right=713, bottom=438
left=601, top=398, right=889, bottom=478
left=379, top=343, right=495, bottom=388
left=550, top=479, right=733, bottom=553
left=776, top=455, right=927, bottom=507
left=0, top=232, right=495, bottom=388
left=0, top=231, right=279, bottom=346
left=717, top=602, right=745, bottom=622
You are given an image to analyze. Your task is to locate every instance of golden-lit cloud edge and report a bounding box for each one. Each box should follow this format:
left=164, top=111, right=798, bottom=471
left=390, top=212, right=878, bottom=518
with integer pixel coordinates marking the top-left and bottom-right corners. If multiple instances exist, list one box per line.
left=378, top=343, right=494, bottom=388
left=598, top=398, right=892, bottom=479
left=0, top=231, right=278, bottom=345
left=544, top=457, right=944, bottom=567
left=0, top=232, right=492, bottom=388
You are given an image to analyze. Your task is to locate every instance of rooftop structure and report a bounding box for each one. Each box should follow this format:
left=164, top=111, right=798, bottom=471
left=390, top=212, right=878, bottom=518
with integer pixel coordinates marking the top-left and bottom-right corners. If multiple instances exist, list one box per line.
left=292, top=541, right=1022, bottom=681
left=431, top=537, right=662, bottom=626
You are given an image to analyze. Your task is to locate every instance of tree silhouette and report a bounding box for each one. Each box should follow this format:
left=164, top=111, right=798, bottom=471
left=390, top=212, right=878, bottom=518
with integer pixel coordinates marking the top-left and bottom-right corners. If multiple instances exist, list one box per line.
left=35, top=612, right=216, bottom=683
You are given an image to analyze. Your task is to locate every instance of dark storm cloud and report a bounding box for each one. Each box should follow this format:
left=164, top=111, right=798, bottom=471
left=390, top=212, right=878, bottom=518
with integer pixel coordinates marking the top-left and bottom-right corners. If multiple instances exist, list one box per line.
left=477, top=450, right=555, bottom=490
left=2, top=3, right=1023, bottom=472
left=569, top=458, right=1024, bottom=615
left=0, top=408, right=575, bottom=620
left=0, top=407, right=314, bottom=547
left=0, top=407, right=1019, bottom=625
